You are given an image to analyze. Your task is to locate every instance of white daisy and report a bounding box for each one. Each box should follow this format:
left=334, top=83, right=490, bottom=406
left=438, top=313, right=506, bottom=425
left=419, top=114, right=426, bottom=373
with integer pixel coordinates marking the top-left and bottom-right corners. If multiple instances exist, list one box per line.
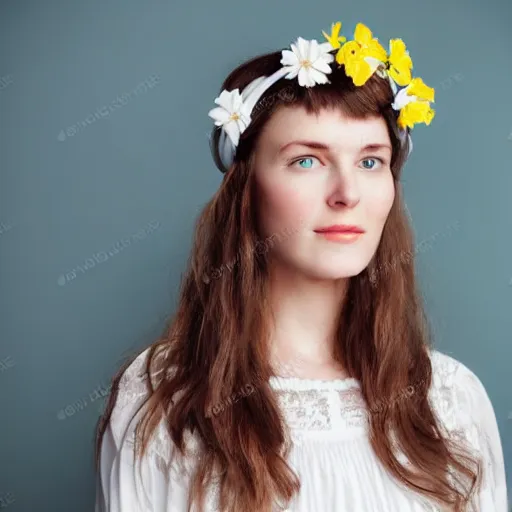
left=280, top=37, right=334, bottom=88
left=208, top=89, right=252, bottom=146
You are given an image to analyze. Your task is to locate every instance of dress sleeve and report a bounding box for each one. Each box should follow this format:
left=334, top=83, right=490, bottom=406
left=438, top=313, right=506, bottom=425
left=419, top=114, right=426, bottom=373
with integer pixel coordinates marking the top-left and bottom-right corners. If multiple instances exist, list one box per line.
left=455, top=363, right=508, bottom=511
left=95, top=349, right=167, bottom=512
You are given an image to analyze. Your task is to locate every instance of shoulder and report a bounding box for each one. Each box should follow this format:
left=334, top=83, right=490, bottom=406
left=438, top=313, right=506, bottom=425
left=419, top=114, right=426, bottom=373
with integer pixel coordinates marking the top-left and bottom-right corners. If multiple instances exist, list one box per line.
left=117, top=347, right=152, bottom=402
left=108, top=346, right=195, bottom=456
left=427, top=349, right=496, bottom=447
left=109, top=346, right=167, bottom=447
left=428, top=350, right=508, bottom=506
left=429, top=349, right=477, bottom=388
left=428, top=348, right=488, bottom=396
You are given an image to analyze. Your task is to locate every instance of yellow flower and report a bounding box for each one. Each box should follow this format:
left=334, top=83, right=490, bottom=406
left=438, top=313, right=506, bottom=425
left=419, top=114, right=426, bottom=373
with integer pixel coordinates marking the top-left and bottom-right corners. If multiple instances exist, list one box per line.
left=388, top=39, right=413, bottom=87
left=393, top=77, right=436, bottom=128
left=335, top=23, right=388, bottom=86
left=407, top=77, right=435, bottom=102
left=322, top=21, right=347, bottom=49
left=398, top=101, right=435, bottom=129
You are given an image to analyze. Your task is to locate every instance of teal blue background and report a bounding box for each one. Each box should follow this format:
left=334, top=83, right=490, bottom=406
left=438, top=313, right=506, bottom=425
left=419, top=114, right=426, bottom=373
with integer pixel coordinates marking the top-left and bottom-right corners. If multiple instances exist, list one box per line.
left=0, top=0, right=510, bottom=510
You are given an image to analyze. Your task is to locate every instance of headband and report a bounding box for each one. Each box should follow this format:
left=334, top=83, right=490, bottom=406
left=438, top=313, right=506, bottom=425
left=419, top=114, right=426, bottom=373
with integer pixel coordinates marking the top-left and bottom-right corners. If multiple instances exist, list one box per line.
left=208, top=21, right=436, bottom=170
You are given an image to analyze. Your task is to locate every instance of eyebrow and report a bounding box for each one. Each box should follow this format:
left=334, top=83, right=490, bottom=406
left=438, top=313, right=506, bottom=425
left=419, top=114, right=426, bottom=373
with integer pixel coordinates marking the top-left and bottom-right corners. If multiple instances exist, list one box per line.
left=278, top=140, right=392, bottom=154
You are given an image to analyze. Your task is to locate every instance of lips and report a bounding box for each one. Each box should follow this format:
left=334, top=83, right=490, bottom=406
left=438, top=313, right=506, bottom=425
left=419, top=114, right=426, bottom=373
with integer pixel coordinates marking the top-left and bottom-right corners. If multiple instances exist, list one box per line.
left=314, top=225, right=365, bottom=234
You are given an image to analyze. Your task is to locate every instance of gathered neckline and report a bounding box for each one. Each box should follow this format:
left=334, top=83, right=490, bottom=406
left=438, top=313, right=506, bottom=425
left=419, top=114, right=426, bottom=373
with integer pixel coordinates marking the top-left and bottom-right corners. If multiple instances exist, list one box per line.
left=269, top=374, right=361, bottom=391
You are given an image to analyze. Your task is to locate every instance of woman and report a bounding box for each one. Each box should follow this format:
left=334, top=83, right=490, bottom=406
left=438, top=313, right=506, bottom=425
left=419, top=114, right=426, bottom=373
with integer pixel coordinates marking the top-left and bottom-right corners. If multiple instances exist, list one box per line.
left=95, top=20, right=508, bottom=512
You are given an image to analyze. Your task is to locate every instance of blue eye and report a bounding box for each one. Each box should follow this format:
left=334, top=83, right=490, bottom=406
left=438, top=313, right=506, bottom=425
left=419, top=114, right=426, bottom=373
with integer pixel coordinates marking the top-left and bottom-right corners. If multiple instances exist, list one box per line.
left=290, top=156, right=319, bottom=169
left=360, top=158, right=383, bottom=170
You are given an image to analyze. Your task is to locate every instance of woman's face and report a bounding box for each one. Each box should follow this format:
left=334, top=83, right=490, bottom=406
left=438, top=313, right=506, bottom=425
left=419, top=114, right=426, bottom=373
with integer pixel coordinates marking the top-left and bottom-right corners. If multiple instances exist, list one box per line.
left=253, top=105, right=395, bottom=281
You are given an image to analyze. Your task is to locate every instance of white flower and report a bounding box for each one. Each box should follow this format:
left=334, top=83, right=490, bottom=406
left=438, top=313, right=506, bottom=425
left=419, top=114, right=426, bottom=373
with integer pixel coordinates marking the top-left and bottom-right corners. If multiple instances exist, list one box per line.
left=208, top=89, right=252, bottom=146
left=280, top=37, right=334, bottom=88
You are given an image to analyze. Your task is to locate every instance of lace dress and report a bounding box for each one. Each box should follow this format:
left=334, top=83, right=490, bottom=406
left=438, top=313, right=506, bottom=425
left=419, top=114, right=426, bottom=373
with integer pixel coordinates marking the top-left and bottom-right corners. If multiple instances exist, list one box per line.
left=95, top=348, right=508, bottom=511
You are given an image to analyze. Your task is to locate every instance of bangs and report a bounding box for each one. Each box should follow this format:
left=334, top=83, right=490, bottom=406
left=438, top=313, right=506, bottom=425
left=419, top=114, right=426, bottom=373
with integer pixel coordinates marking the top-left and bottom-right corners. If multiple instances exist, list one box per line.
left=265, top=65, right=396, bottom=121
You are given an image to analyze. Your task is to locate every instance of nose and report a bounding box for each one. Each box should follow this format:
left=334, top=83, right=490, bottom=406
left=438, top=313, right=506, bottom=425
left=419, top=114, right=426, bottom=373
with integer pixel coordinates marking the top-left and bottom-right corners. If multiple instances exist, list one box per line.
left=326, top=165, right=361, bottom=208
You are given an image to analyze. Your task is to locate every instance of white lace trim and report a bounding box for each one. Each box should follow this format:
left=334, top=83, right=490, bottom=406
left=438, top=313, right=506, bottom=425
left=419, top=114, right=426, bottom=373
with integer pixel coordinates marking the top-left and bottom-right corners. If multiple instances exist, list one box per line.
left=114, top=348, right=489, bottom=449
left=269, top=375, right=360, bottom=391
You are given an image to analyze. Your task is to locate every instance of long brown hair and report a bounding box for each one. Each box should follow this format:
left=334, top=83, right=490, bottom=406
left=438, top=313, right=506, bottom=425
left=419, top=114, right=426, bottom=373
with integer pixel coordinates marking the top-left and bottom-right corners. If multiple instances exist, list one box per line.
left=95, top=49, right=482, bottom=511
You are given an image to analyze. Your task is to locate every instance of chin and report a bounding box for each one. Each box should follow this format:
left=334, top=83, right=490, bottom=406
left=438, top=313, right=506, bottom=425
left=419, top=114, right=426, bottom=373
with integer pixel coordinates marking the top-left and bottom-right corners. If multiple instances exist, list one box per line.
left=270, top=252, right=371, bottom=281
left=299, top=262, right=368, bottom=281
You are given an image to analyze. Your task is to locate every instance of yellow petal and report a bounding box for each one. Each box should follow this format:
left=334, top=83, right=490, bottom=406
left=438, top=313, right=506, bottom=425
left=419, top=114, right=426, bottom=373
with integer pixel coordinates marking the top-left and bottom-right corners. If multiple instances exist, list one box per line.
left=345, top=57, right=374, bottom=86
left=389, top=39, right=410, bottom=61
left=336, top=40, right=359, bottom=65
left=322, top=21, right=347, bottom=49
left=407, top=77, right=435, bottom=102
left=398, top=101, right=435, bottom=129
left=354, top=23, right=374, bottom=45
left=332, top=21, right=342, bottom=38
left=388, top=38, right=413, bottom=86
left=322, top=22, right=340, bottom=48
left=335, top=47, right=344, bottom=65
left=388, top=67, right=412, bottom=87
left=365, top=39, right=388, bottom=63
left=352, top=23, right=387, bottom=63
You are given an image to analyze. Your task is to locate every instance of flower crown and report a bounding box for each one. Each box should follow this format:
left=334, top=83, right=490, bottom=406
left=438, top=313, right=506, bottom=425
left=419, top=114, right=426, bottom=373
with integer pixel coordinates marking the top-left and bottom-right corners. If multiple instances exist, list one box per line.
left=208, top=21, right=436, bottom=170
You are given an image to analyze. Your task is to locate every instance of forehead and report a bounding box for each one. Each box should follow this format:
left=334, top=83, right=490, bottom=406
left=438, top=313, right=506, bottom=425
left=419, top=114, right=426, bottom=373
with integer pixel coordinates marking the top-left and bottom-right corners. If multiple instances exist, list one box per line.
left=257, top=105, right=391, bottom=153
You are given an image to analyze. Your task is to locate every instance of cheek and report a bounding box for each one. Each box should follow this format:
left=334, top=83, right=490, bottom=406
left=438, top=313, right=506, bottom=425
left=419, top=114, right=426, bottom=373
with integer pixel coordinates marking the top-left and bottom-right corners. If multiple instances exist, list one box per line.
left=366, top=177, right=395, bottom=225
left=257, top=180, right=314, bottom=236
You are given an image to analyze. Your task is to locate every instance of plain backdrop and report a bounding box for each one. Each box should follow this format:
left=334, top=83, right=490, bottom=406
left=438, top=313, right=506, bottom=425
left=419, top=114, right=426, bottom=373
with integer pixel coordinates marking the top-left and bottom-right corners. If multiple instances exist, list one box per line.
left=0, top=0, right=511, bottom=510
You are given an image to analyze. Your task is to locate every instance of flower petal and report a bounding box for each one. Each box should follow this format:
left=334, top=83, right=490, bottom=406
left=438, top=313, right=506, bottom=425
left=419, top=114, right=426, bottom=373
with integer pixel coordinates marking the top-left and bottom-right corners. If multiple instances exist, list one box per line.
left=388, top=39, right=413, bottom=86
left=354, top=23, right=373, bottom=45
left=365, top=39, right=388, bottom=63
left=332, top=21, right=342, bottom=39
left=282, top=65, right=300, bottom=80
left=298, top=66, right=314, bottom=87
left=336, top=40, right=359, bottom=65
left=208, top=106, right=231, bottom=125
left=297, top=37, right=309, bottom=59
left=322, top=21, right=343, bottom=49
left=281, top=49, right=299, bottom=67
left=289, top=42, right=299, bottom=59
left=231, top=93, right=244, bottom=113
left=216, top=89, right=242, bottom=113
left=388, top=67, right=412, bottom=87
left=309, top=67, right=330, bottom=85
left=223, top=119, right=241, bottom=146
left=345, top=57, right=373, bottom=86
left=307, top=39, right=320, bottom=62
left=236, top=117, right=249, bottom=135
left=312, top=55, right=333, bottom=75
left=319, top=41, right=336, bottom=56
left=407, top=77, right=435, bottom=102
left=389, top=39, right=411, bottom=61
left=398, top=101, right=435, bottom=129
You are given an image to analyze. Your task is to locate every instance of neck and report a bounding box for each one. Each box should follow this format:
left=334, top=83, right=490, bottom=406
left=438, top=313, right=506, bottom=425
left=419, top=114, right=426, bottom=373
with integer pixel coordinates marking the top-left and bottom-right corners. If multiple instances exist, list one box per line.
left=266, top=261, right=349, bottom=379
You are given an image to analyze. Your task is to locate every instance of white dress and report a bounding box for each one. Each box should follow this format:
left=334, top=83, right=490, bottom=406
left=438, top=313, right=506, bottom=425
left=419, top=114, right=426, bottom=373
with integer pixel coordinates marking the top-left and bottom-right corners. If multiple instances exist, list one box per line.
left=95, top=348, right=508, bottom=511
